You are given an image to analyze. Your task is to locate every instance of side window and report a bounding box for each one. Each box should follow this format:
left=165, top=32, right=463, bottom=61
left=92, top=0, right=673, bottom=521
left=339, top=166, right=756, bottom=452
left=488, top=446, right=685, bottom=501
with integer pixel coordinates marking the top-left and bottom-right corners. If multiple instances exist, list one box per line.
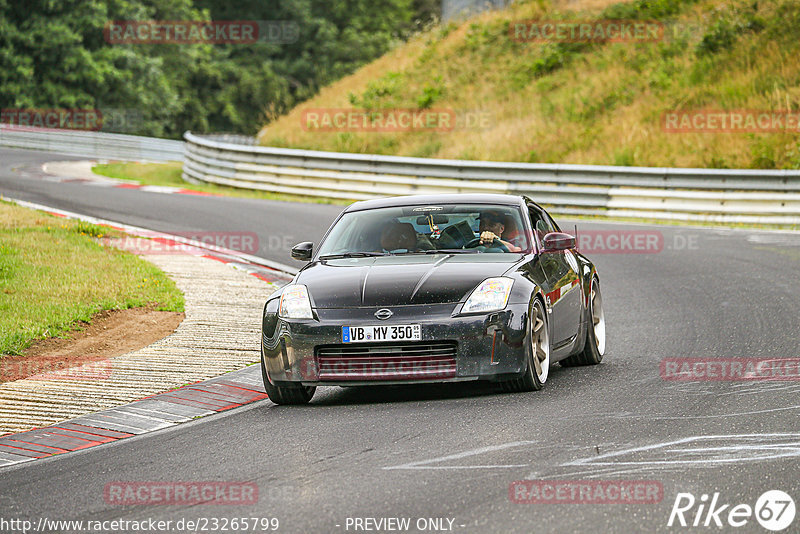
left=543, top=211, right=561, bottom=232
left=528, top=206, right=555, bottom=249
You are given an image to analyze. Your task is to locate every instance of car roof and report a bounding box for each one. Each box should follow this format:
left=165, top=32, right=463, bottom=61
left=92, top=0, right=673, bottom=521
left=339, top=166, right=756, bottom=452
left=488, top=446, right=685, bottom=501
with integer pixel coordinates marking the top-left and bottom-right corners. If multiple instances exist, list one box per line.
left=344, top=193, right=528, bottom=213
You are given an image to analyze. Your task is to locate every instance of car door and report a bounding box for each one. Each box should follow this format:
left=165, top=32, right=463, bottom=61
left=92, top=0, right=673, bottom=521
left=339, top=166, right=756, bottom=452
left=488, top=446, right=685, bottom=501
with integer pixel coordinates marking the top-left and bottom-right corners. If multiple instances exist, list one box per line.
left=528, top=205, right=582, bottom=347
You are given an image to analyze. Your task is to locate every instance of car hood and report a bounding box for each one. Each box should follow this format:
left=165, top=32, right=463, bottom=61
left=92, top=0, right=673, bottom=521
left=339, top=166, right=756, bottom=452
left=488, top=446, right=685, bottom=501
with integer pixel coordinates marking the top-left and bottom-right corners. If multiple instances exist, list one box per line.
left=297, top=254, right=522, bottom=308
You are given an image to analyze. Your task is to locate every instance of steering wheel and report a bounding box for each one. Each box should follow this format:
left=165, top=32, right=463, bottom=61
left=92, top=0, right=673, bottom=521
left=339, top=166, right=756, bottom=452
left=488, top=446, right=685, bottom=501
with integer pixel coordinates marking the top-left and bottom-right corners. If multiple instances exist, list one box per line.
left=465, top=237, right=510, bottom=253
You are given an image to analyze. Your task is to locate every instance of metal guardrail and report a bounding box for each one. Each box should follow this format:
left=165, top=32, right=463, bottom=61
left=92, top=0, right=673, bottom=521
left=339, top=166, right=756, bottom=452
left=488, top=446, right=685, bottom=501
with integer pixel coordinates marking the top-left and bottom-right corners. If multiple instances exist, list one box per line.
left=184, top=131, right=800, bottom=225
left=0, top=125, right=183, bottom=161
left=2, top=126, right=796, bottom=225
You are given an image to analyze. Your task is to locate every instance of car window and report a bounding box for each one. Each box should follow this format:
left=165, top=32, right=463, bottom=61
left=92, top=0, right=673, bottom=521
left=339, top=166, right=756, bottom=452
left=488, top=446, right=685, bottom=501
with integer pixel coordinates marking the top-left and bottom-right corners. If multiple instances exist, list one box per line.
left=543, top=211, right=561, bottom=232
left=316, top=204, right=531, bottom=257
left=528, top=206, right=555, bottom=249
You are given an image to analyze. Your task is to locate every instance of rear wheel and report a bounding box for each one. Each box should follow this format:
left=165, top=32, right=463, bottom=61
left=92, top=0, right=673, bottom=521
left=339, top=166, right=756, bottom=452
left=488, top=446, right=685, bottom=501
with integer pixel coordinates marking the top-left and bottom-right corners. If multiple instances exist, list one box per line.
left=502, top=298, right=550, bottom=392
left=261, top=353, right=315, bottom=405
left=561, top=278, right=605, bottom=367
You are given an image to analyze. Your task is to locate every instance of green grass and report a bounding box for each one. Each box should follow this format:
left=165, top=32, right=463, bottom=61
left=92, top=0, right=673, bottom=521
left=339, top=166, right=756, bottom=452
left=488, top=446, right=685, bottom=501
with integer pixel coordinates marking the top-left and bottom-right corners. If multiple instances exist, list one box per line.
left=0, top=201, right=184, bottom=356
left=91, top=162, right=351, bottom=205
left=258, top=0, right=800, bottom=170
left=95, top=161, right=185, bottom=186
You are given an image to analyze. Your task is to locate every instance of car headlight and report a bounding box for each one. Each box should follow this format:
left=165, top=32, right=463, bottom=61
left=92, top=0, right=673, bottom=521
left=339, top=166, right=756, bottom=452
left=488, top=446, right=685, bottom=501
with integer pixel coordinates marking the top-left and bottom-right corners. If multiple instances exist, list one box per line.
left=461, top=277, right=514, bottom=314
left=279, top=284, right=314, bottom=319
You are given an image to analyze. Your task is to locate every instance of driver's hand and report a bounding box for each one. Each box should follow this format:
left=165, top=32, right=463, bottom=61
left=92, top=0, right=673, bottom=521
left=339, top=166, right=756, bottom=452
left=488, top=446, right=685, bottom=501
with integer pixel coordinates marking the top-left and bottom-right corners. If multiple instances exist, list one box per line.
left=480, top=231, right=497, bottom=244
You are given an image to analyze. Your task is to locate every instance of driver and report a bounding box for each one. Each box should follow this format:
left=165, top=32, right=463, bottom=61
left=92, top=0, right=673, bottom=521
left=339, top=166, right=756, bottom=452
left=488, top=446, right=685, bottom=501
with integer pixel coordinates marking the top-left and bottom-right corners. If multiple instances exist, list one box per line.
left=478, top=211, right=521, bottom=252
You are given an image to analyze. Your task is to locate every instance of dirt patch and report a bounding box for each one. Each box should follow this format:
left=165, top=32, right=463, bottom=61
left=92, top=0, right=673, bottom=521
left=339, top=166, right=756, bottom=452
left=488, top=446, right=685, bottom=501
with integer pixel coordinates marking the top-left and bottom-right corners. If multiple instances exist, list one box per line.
left=0, top=307, right=184, bottom=383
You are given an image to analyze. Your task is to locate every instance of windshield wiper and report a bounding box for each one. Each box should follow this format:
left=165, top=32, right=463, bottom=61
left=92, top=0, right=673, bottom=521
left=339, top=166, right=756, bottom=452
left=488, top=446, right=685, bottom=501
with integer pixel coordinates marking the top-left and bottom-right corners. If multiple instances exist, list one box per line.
left=318, top=252, right=387, bottom=260
left=398, top=249, right=478, bottom=255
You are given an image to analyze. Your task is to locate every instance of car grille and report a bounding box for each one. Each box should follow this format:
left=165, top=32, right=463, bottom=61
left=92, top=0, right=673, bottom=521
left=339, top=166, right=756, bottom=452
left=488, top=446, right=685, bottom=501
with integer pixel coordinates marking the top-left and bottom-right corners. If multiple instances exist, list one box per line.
left=315, top=341, right=457, bottom=381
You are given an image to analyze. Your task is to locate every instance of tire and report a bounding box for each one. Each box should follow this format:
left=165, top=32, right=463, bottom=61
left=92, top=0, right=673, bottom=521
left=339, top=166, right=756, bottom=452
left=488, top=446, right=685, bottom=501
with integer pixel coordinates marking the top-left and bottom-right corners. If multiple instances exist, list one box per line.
left=561, top=278, right=605, bottom=367
left=501, top=298, right=550, bottom=392
left=260, top=353, right=315, bottom=405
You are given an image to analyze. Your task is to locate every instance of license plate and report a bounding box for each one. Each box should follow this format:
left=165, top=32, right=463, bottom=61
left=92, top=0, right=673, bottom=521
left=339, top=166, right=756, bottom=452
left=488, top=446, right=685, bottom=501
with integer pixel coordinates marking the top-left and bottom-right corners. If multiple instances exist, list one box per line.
left=342, top=325, right=421, bottom=343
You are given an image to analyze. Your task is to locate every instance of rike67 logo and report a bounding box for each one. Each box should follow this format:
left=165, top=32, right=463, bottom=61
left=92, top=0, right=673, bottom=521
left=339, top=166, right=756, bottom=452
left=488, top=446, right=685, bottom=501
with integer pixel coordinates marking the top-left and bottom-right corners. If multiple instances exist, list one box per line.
left=668, top=490, right=795, bottom=531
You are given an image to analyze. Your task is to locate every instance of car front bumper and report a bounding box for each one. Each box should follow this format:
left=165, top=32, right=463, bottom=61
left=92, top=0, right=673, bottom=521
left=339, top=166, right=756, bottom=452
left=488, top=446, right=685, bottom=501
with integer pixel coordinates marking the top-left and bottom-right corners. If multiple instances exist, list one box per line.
left=261, top=303, right=530, bottom=386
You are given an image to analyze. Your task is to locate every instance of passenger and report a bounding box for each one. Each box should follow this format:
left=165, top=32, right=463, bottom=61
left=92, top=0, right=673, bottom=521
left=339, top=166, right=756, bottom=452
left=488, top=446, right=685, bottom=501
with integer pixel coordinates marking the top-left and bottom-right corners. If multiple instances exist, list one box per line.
left=380, top=222, right=418, bottom=252
left=478, top=211, right=522, bottom=252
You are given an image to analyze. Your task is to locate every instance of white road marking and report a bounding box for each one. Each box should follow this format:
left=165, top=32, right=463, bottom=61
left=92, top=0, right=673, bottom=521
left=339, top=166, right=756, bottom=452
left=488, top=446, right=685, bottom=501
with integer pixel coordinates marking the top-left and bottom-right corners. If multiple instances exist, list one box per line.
left=718, top=383, right=800, bottom=396
left=383, top=441, right=537, bottom=471
left=564, top=433, right=800, bottom=467
left=594, top=404, right=800, bottom=420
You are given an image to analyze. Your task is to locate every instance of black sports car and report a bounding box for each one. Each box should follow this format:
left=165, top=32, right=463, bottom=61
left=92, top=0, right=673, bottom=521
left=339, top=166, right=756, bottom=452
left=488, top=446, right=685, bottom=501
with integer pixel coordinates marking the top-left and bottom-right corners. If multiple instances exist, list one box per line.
left=261, top=194, right=606, bottom=404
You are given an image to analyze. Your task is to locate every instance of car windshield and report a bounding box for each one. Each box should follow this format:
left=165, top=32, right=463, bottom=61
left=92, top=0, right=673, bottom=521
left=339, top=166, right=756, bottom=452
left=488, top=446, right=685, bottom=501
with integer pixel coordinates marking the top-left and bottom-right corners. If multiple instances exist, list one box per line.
left=316, top=204, right=530, bottom=258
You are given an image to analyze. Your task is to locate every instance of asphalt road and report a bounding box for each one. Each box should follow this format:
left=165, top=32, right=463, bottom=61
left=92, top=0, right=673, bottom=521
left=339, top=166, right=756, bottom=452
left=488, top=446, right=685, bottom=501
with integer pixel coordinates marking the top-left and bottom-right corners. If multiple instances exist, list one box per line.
left=0, top=148, right=344, bottom=270
left=1, top=147, right=799, bottom=534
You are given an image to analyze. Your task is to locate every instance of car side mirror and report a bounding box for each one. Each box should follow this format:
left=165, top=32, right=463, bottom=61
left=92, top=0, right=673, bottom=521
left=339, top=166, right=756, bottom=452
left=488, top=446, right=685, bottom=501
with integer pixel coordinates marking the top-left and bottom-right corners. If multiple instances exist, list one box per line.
left=291, top=242, right=313, bottom=261
left=542, top=232, right=575, bottom=252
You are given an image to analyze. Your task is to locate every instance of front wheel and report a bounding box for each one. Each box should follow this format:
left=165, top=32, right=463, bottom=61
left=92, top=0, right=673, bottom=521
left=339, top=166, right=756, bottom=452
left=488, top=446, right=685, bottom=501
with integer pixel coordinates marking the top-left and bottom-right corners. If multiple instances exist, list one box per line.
left=561, top=278, right=605, bottom=367
left=501, top=298, right=550, bottom=392
left=261, top=354, right=315, bottom=405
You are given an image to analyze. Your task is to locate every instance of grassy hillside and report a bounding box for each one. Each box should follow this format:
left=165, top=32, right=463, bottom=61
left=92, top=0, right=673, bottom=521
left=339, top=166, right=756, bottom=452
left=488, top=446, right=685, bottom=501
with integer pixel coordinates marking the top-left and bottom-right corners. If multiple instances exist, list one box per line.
left=258, top=0, right=800, bottom=169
